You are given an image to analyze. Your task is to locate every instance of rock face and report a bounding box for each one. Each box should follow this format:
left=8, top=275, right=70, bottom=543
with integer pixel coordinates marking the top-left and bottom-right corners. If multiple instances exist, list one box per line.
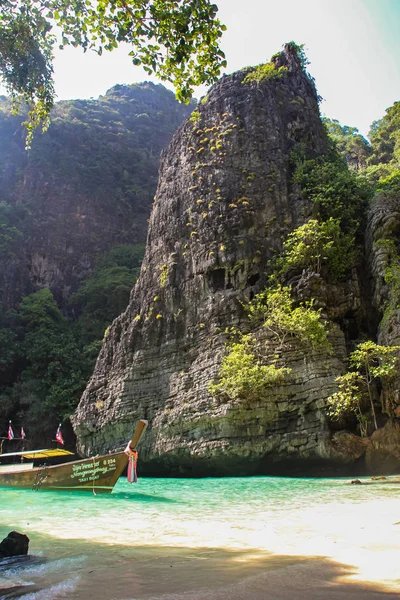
left=72, top=46, right=367, bottom=475
left=366, top=422, right=400, bottom=473
left=366, top=190, right=400, bottom=468
left=0, top=83, right=193, bottom=311
left=367, top=191, right=400, bottom=406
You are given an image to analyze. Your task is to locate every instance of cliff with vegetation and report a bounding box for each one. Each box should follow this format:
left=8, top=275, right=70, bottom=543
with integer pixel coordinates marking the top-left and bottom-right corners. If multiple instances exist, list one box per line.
left=73, top=44, right=400, bottom=475
left=364, top=102, right=400, bottom=472
left=0, top=83, right=192, bottom=444
left=0, top=82, right=194, bottom=309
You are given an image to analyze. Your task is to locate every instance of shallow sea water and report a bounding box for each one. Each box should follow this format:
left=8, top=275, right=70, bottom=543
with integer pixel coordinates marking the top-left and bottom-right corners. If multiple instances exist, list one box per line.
left=1, top=475, right=400, bottom=599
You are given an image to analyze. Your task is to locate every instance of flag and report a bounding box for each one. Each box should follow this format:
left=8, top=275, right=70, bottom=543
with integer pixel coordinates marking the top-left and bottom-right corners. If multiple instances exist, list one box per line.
left=21, top=427, right=26, bottom=440
left=8, top=422, right=14, bottom=441
left=55, top=424, right=64, bottom=445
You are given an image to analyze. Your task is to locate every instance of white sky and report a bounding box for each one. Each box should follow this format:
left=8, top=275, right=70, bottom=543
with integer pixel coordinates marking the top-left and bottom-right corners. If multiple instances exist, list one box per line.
left=3, top=0, right=400, bottom=136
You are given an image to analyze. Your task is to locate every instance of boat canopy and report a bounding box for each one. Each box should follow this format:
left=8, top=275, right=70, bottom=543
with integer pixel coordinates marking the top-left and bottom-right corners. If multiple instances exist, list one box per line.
left=0, top=448, right=74, bottom=459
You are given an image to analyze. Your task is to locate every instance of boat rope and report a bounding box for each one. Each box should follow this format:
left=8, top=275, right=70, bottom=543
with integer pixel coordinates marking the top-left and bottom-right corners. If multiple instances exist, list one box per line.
left=32, top=466, right=48, bottom=491
left=124, top=443, right=138, bottom=483
left=92, top=455, right=97, bottom=496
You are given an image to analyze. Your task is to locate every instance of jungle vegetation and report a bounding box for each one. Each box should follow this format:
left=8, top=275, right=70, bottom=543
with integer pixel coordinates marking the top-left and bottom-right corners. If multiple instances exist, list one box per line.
left=0, top=82, right=191, bottom=444
left=0, top=41, right=399, bottom=442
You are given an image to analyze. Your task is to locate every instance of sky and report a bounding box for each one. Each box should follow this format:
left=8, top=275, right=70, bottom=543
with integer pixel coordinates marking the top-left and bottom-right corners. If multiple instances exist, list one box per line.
left=4, top=0, right=400, bottom=137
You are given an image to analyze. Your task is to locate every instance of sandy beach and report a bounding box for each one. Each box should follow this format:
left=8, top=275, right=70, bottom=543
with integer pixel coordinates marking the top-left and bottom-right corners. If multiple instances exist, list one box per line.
left=2, top=543, right=400, bottom=600
left=1, top=478, right=400, bottom=599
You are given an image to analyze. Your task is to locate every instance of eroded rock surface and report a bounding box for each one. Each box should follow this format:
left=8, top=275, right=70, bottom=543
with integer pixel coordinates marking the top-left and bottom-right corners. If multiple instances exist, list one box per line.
left=73, top=46, right=369, bottom=475
left=366, top=421, right=400, bottom=474
left=367, top=191, right=400, bottom=414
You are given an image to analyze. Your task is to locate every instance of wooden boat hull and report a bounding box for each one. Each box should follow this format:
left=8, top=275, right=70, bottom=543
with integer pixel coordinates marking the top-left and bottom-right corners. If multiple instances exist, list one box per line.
left=0, top=419, right=148, bottom=493
left=0, top=450, right=128, bottom=493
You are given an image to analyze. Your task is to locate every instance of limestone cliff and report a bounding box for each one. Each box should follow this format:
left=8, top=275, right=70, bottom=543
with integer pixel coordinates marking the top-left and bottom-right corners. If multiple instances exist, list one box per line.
left=366, top=190, right=400, bottom=472
left=0, top=83, right=193, bottom=310
left=72, top=45, right=369, bottom=475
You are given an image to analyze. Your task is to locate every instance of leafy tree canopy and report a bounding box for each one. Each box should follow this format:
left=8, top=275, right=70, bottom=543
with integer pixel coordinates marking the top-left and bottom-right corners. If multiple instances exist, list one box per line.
left=274, top=218, right=355, bottom=282
left=208, top=333, right=290, bottom=401
left=0, top=288, right=88, bottom=441
left=209, top=285, right=331, bottom=402
left=291, top=139, right=372, bottom=235
left=0, top=0, right=226, bottom=143
left=323, top=117, right=371, bottom=170
left=328, top=341, right=400, bottom=435
left=361, top=101, right=400, bottom=193
left=70, top=243, right=144, bottom=344
left=247, top=285, right=331, bottom=353
left=368, top=101, right=400, bottom=167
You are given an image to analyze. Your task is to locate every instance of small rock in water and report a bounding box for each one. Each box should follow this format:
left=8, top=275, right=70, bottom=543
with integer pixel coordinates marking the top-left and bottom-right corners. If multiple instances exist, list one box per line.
left=0, top=531, right=29, bottom=557
left=350, top=479, right=362, bottom=485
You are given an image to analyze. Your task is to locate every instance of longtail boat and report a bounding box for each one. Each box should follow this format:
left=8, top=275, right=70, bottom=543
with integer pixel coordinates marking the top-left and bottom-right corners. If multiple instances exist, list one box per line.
left=0, top=420, right=148, bottom=494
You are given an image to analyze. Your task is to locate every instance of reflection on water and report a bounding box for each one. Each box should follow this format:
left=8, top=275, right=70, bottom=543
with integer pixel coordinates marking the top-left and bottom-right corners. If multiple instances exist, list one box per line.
left=1, top=476, right=400, bottom=599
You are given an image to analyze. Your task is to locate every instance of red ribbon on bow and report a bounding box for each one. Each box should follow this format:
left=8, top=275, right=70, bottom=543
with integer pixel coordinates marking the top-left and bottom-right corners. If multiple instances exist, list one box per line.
left=124, top=443, right=138, bottom=483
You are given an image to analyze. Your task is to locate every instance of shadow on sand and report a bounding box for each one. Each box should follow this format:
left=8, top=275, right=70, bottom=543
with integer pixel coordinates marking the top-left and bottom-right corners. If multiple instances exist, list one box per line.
left=1, top=538, right=399, bottom=600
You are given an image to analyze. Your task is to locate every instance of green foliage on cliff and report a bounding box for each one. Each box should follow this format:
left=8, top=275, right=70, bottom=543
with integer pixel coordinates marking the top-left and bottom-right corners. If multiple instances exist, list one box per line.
left=208, top=334, right=290, bottom=400
left=71, top=243, right=144, bottom=345
left=210, top=286, right=330, bottom=402
left=291, top=140, right=372, bottom=234
left=0, top=0, right=226, bottom=143
left=328, top=341, right=400, bottom=435
left=328, top=372, right=367, bottom=436
left=274, top=218, right=355, bottom=282
left=356, top=102, right=400, bottom=189
left=247, top=285, right=331, bottom=352
left=28, top=83, right=194, bottom=200
left=243, top=42, right=311, bottom=85
left=361, top=101, right=400, bottom=350
left=242, top=62, right=288, bottom=84
left=368, top=102, right=400, bottom=168
left=323, top=102, right=400, bottom=191
left=0, top=83, right=194, bottom=219
left=376, top=170, right=400, bottom=195
left=323, top=118, right=371, bottom=170
left=323, top=101, right=400, bottom=437
left=0, top=307, right=22, bottom=389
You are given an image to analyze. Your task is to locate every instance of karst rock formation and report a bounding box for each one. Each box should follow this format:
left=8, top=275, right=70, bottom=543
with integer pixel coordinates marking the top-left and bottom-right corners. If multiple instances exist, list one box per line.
left=72, top=45, right=397, bottom=475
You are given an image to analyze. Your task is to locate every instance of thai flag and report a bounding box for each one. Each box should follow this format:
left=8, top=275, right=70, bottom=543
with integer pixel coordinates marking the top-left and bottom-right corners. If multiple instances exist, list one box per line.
left=8, top=422, right=14, bottom=441
left=21, top=427, right=26, bottom=440
left=55, top=424, right=64, bottom=445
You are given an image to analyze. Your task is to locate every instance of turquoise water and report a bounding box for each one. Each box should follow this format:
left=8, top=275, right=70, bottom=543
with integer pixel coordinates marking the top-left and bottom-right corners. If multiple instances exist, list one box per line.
left=1, top=475, right=400, bottom=599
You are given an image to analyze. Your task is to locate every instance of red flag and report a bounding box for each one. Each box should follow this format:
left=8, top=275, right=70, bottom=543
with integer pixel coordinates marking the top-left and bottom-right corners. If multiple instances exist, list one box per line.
left=55, top=424, right=64, bottom=445
left=8, top=422, right=14, bottom=441
left=21, top=427, right=26, bottom=440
